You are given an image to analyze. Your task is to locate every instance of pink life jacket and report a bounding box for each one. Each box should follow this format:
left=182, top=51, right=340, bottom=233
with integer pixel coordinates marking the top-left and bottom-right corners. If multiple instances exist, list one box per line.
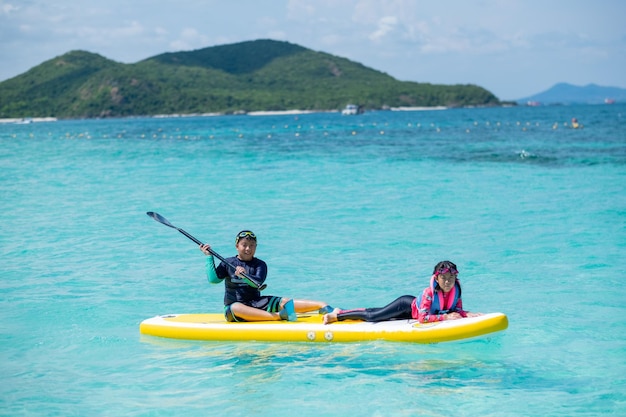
left=417, top=275, right=462, bottom=315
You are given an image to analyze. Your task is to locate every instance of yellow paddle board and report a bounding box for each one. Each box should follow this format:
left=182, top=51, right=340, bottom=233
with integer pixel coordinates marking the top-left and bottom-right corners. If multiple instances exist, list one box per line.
left=140, top=312, right=508, bottom=343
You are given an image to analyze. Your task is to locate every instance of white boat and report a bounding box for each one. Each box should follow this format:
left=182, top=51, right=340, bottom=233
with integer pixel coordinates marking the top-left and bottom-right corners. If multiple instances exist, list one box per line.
left=341, top=104, right=362, bottom=115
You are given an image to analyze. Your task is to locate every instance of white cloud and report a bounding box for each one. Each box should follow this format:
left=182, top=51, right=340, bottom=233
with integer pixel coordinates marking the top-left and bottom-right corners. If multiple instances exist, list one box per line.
left=286, top=0, right=316, bottom=20
left=369, top=16, right=398, bottom=42
left=168, top=27, right=210, bottom=52
left=154, top=27, right=169, bottom=36
left=0, top=0, right=624, bottom=99
left=1, top=2, right=18, bottom=15
left=54, top=20, right=145, bottom=45
left=267, top=30, right=288, bottom=40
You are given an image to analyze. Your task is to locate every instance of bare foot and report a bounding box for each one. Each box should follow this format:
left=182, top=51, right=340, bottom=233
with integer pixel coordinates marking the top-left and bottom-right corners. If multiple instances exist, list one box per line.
left=323, top=308, right=341, bottom=324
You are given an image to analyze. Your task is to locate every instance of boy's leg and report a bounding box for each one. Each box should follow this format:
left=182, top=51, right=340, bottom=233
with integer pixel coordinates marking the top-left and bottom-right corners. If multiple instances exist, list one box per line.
left=229, top=302, right=283, bottom=321
left=291, top=299, right=333, bottom=313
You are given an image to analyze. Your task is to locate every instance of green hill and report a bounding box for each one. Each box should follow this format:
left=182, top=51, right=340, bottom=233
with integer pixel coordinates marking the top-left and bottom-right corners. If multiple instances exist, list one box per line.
left=0, top=39, right=501, bottom=118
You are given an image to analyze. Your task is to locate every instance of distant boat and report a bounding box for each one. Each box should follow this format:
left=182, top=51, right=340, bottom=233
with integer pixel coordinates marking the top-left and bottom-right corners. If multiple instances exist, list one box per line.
left=605, top=98, right=615, bottom=104
left=526, top=101, right=541, bottom=107
left=341, top=104, right=363, bottom=115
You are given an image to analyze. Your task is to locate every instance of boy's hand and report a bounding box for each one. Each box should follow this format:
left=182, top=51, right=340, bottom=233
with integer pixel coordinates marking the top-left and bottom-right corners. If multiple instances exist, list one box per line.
left=199, top=243, right=212, bottom=255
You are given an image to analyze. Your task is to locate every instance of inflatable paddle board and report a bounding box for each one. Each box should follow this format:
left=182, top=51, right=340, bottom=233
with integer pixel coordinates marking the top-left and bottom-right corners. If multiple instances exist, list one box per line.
left=140, top=312, right=508, bottom=343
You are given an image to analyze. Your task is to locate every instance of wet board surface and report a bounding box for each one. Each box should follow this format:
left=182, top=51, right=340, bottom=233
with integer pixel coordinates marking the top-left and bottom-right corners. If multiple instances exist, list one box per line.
left=140, top=312, right=508, bottom=343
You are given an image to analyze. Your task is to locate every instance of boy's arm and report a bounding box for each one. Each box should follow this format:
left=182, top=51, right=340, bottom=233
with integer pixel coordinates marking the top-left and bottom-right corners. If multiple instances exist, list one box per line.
left=205, top=256, right=222, bottom=284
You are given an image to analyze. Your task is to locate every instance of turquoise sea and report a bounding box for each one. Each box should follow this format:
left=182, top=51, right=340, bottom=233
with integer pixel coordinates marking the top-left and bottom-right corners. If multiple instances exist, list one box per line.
left=1, top=104, right=625, bottom=416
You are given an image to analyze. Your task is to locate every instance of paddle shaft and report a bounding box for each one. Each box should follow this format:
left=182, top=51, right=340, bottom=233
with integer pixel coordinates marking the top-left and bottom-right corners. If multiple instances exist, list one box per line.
left=146, top=212, right=267, bottom=290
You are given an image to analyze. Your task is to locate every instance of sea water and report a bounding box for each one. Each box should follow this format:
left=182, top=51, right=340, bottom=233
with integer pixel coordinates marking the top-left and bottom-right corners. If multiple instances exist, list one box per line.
left=1, top=104, right=624, bottom=416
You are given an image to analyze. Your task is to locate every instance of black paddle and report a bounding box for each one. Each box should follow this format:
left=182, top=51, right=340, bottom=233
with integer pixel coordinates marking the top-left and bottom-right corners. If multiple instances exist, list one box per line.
left=146, top=211, right=267, bottom=290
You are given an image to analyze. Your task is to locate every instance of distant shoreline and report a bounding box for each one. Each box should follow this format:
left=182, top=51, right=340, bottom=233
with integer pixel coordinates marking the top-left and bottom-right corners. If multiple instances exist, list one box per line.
left=0, top=117, right=58, bottom=124
left=5, top=102, right=615, bottom=124
left=0, top=107, right=455, bottom=123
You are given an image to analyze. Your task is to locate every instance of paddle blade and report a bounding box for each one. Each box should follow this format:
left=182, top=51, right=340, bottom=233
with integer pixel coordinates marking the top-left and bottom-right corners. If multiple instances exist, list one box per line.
left=146, top=211, right=175, bottom=228
left=146, top=211, right=267, bottom=291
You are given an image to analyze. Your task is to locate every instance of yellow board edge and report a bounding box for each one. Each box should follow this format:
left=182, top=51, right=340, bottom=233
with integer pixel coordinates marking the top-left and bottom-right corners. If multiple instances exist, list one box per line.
left=140, top=312, right=508, bottom=344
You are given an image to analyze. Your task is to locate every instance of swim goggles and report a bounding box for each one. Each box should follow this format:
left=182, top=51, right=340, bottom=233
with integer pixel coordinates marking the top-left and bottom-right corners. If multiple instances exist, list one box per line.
left=236, top=230, right=257, bottom=243
left=435, top=267, right=458, bottom=276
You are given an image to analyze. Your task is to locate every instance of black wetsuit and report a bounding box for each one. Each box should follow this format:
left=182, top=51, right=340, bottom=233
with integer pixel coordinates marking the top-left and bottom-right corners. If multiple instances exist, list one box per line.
left=214, top=256, right=268, bottom=306
left=206, top=255, right=282, bottom=321
left=337, top=295, right=416, bottom=322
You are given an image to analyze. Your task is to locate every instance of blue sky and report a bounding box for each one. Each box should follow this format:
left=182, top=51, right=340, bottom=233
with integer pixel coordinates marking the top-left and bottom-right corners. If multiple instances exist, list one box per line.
left=1, top=0, right=624, bottom=100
